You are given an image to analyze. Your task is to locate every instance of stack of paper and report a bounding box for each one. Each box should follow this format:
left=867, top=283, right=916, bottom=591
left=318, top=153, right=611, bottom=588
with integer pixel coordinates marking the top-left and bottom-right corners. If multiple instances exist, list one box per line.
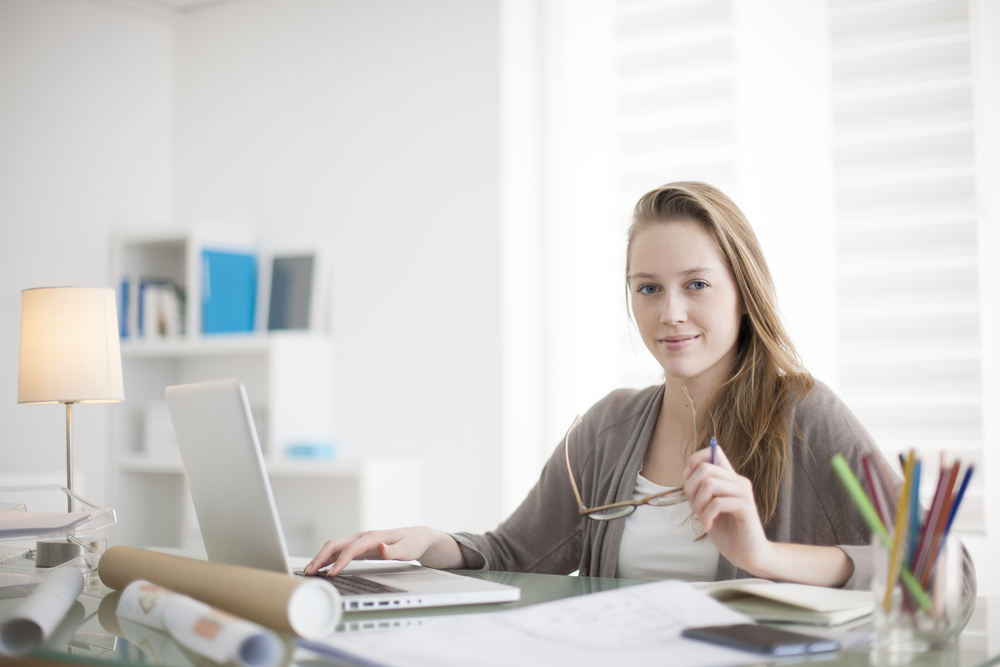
left=0, top=510, right=90, bottom=539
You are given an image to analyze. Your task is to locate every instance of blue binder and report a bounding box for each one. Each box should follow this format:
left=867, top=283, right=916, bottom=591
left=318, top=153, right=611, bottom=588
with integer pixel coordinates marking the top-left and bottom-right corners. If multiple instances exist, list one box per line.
left=202, top=249, right=257, bottom=333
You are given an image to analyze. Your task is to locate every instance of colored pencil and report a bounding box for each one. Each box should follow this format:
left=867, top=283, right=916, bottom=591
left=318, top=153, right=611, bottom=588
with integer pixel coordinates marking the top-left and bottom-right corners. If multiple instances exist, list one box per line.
left=943, top=465, right=974, bottom=536
left=830, top=454, right=931, bottom=610
left=861, top=455, right=890, bottom=531
left=872, top=453, right=899, bottom=518
left=834, top=451, right=973, bottom=615
left=885, top=451, right=916, bottom=611
left=908, top=460, right=921, bottom=568
left=911, top=465, right=946, bottom=581
left=919, top=462, right=960, bottom=587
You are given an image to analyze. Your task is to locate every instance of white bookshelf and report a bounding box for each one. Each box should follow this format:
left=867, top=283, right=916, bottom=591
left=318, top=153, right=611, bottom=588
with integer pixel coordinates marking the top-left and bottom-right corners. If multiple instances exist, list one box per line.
left=120, top=336, right=272, bottom=357
left=108, top=228, right=423, bottom=556
left=117, top=455, right=362, bottom=478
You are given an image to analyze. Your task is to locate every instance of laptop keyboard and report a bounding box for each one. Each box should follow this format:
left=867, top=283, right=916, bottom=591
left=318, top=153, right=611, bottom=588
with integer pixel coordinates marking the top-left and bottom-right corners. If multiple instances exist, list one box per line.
left=298, top=571, right=406, bottom=597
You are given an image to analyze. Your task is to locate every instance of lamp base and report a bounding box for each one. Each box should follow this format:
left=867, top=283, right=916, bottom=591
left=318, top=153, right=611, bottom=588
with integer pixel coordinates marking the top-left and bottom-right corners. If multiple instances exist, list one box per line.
left=34, top=539, right=83, bottom=568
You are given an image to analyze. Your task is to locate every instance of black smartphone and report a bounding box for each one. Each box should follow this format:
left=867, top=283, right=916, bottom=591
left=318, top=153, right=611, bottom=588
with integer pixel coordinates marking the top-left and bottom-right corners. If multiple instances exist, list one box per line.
left=682, top=624, right=840, bottom=656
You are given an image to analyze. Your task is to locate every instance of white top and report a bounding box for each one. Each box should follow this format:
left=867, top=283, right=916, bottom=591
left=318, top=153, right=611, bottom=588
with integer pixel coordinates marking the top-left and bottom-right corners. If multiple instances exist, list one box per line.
left=615, top=472, right=720, bottom=582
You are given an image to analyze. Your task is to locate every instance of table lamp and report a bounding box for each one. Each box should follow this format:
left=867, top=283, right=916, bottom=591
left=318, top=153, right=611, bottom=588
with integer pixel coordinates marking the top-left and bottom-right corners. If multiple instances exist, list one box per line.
left=17, top=287, right=125, bottom=515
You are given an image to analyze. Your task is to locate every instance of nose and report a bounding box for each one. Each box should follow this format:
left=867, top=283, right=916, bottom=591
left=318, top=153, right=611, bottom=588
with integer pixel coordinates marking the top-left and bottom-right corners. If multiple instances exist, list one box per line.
left=660, top=293, right=686, bottom=325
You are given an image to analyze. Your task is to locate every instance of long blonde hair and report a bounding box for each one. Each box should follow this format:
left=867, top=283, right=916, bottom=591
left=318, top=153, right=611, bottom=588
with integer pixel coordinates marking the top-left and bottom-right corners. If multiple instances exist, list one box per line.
left=626, top=181, right=814, bottom=525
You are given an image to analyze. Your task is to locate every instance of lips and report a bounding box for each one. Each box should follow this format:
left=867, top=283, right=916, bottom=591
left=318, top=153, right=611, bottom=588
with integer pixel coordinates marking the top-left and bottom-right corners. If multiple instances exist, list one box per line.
left=658, top=334, right=699, bottom=350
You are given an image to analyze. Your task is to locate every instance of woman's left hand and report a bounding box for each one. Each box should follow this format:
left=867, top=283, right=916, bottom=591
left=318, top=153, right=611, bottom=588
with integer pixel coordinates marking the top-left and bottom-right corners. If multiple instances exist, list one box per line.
left=682, top=444, right=770, bottom=574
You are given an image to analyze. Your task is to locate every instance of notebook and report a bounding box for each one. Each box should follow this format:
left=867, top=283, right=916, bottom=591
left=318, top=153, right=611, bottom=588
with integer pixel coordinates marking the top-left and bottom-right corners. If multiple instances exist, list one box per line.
left=165, top=378, right=520, bottom=612
left=693, top=579, right=874, bottom=626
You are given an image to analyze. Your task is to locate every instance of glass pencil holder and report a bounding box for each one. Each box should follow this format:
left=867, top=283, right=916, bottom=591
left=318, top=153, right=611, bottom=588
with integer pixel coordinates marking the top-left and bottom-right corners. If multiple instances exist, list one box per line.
left=870, top=532, right=968, bottom=663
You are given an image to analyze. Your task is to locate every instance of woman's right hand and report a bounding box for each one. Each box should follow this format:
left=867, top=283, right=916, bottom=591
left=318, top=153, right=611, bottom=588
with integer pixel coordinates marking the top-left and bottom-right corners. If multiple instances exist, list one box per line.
left=303, top=526, right=466, bottom=577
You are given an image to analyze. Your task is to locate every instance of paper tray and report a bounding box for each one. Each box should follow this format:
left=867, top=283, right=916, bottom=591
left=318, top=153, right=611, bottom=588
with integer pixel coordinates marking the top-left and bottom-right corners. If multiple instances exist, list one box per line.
left=0, top=485, right=116, bottom=589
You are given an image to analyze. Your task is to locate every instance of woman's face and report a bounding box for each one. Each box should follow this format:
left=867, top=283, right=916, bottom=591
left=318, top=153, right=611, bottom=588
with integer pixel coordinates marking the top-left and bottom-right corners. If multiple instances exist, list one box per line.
left=629, top=219, right=745, bottom=386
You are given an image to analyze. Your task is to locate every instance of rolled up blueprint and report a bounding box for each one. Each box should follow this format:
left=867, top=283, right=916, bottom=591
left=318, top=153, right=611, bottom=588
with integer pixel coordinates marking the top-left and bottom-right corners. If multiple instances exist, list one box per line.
left=99, top=592, right=197, bottom=667
left=0, top=567, right=84, bottom=656
left=118, top=580, right=284, bottom=667
left=98, top=546, right=341, bottom=638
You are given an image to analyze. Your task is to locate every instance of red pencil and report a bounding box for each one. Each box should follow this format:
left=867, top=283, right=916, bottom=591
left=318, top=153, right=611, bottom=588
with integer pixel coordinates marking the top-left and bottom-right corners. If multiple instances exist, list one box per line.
left=913, top=461, right=960, bottom=587
left=862, top=455, right=891, bottom=531
left=918, top=461, right=960, bottom=587
left=872, top=453, right=899, bottom=519
left=911, top=466, right=947, bottom=576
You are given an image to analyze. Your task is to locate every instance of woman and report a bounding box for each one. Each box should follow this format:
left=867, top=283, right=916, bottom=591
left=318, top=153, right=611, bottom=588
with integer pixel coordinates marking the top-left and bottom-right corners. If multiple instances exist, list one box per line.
left=306, top=182, right=975, bottom=593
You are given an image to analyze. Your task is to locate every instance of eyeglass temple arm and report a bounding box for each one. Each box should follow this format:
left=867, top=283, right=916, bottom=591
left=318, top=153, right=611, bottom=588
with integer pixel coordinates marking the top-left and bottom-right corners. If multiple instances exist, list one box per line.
left=583, top=499, right=634, bottom=514
left=681, top=385, right=698, bottom=449
left=563, top=416, right=587, bottom=513
left=585, top=487, right=683, bottom=515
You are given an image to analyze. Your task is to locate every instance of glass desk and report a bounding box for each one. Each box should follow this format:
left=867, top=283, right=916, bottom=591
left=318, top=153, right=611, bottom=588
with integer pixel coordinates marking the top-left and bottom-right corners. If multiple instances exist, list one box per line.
left=2, top=571, right=997, bottom=667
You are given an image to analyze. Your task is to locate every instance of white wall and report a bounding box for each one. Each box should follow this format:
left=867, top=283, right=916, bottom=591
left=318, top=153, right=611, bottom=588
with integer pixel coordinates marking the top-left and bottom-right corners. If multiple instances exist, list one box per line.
left=499, top=0, right=547, bottom=514
left=541, top=0, right=625, bottom=450
left=0, top=0, right=173, bottom=506
left=0, top=0, right=503, bottom=534
left=171, top=0, right=503, bottom=532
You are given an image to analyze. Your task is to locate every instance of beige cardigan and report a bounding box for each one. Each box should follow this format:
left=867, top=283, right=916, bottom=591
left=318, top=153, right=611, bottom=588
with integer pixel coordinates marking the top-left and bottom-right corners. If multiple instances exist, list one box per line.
left=453, top=381, right=976, bottom=595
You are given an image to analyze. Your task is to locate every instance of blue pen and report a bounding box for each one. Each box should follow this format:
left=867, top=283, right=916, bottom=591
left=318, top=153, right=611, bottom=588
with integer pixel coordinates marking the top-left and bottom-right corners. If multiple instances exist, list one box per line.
left=710, top=437, right=717, bottom=465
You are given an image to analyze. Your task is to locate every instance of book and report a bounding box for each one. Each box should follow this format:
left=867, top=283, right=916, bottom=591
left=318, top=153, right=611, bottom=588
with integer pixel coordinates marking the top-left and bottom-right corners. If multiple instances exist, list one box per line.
left=267, top=255, right=315, bottom=330
left=693, top=579, right=874, bottom=626
left=201, top=249, right=257, bottom=334
left=141, top=281, right=183, bottom=338
left=119, top=277, right=184, bottom=339
left=121, top=274, right=140, bottom=339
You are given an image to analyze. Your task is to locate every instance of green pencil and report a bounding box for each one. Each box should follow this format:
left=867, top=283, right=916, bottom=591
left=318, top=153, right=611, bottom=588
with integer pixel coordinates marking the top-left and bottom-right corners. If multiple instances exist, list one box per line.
left=831, top=454, right=931, bottom=611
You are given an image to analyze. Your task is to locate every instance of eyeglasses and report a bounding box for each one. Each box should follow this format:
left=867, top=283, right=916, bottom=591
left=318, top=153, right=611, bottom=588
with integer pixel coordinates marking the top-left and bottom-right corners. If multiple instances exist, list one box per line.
left=563, top=387, right=699, bottom=520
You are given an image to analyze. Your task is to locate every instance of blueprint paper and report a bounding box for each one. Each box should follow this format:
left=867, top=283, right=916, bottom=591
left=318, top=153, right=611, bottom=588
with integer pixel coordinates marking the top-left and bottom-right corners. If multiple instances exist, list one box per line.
left=117, top=580, right=284, bottom=667
left=301, top=580, right=762, bottom=667
left=0, top=568, right=84, bottom=656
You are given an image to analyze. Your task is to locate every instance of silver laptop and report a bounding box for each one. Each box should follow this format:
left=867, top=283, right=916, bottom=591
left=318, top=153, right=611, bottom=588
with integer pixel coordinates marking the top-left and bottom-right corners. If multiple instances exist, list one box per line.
left=165, top=378, right=520, bottom=611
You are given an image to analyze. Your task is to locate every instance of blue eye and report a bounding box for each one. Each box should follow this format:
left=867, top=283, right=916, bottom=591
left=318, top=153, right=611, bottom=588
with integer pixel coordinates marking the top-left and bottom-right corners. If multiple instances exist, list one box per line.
left=689, top=280, right=709, bottom=290
left=637, top=284, right=660, bottom=295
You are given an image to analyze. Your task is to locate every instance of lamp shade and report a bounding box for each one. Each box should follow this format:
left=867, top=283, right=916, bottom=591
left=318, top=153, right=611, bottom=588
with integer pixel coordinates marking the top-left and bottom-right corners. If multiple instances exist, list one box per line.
left=18, top=287, right=125, bottom=404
